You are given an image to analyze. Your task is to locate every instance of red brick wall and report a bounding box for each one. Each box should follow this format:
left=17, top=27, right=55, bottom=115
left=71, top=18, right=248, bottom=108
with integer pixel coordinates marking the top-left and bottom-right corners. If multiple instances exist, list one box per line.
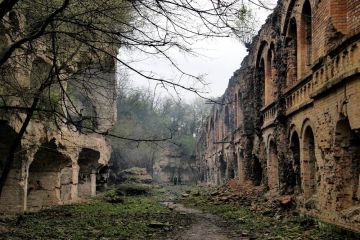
left=330, top=0, right=348, bottom=34
left=347, top=0, right=360, bottom=34
left=312, top=0, right=330, bottom=61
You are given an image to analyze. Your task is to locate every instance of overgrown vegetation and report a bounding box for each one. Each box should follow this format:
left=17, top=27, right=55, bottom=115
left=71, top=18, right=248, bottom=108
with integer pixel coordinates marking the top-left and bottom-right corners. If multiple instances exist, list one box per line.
left=181, top=186, right=360, bottom=239
left=0, top=186, right=193, bottom=240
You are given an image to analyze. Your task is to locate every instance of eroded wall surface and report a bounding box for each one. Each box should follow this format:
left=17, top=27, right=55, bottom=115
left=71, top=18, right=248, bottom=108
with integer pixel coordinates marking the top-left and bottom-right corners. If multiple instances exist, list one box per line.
left=0, top=10, right=116, bottom=212
left=196, top=0, right=360, bottom=232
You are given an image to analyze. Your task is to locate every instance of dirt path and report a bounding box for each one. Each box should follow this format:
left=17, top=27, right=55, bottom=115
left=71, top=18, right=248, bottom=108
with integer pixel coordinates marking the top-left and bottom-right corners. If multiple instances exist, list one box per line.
left=162, top=201, right=238, bottom=240
left=159, top=186, right=246, bottom=240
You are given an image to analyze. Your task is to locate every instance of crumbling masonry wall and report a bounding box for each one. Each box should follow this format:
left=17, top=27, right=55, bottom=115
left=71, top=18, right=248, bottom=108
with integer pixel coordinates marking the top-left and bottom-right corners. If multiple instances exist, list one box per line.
left=196, top=0, right=360, bottom=232
left=0, top=10, right=116, bottom=212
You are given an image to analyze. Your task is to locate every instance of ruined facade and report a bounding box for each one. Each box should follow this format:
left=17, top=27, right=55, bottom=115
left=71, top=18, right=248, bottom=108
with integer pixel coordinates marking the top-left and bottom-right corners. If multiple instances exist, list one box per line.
left=0, top=10, right=116, bottom=212
left=153, top=144, right=198, bottom=184
left=196, top=0, right=360, bottom=232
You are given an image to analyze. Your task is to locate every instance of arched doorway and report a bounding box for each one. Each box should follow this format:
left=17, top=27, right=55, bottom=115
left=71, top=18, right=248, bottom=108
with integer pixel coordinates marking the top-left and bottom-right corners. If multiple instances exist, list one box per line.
left=334, top=118, right=360, bottom=209
left=286, top=131, right=301, bottom=194
left=302, top=126, right=317, bottom=199
left=27, top=139, right=72, bottom=210
left=78, top=148, right=101, bottom=197
left=253, top=155, right=263, bottom=186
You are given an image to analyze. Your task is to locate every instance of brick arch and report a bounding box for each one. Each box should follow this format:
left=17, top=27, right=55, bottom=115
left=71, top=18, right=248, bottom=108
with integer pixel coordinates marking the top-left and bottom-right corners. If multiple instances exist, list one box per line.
left=27, top=138, right=72, bottom=210
left=265, top=42, right=276, bottom=105
left=255, top=40, right=269, bottom=107
left=288, top=123, right=300, bottom=141
left=255, top=40, right=268, bottom=68
left=300, top=118, right=315, bottom=138
left=287, top=129, right=302, bottom=194
left=282, top=0, right=297, bottom=35
left=298, top=0, right=313, bottom=77
left=301, top=120, right=318, bottom=199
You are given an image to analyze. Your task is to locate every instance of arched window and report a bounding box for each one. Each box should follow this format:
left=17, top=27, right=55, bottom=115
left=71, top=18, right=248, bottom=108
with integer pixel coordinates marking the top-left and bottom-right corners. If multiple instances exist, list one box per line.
left=253, top=155, right=263, bottom=186
left=299, top=0, right=312, bottom=76
left=259, top=58, right=266, bottom=106
left=265, top=44, right=276, bottom=105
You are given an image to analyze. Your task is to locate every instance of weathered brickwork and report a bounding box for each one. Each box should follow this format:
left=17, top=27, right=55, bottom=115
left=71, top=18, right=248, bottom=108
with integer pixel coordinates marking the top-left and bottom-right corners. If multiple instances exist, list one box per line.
left=0, top=11, right=116, bottom=212
left=196, top=0, right=360, bottom=232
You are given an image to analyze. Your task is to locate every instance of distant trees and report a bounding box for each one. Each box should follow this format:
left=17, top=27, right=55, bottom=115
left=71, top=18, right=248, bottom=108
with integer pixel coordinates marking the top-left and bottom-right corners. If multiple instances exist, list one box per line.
left=109, top=87, right=210, bottom=177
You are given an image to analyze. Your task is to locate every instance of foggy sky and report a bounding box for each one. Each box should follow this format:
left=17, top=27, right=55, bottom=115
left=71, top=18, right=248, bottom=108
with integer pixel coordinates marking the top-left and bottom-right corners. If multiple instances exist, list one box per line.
left=119, top=1, right=277, bottom=102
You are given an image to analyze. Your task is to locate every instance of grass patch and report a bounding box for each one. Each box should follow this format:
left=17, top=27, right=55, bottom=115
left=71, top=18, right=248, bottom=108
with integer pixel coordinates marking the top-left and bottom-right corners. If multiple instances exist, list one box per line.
left=0, top=190, right=193, bottom=240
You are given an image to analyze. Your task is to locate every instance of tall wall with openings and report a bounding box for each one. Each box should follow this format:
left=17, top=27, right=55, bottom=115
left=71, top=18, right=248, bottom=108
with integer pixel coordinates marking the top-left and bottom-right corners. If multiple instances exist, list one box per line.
left=0, top=8, right=117, bottom=212
left=196, top=0, right=360, bottom=232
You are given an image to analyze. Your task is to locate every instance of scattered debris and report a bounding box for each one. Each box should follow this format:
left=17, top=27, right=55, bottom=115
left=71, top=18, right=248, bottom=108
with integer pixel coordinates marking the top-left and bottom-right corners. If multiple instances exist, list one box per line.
left=119, top=167, right=153, bottom=184
left=148, top=221, right=171, bottom=229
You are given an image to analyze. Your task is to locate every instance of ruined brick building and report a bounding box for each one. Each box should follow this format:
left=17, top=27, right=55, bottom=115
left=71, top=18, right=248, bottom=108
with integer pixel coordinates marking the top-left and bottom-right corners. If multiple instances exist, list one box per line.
left=196, top=0, right=360, bottom=232
left=0, top=11, right=116, bottom=212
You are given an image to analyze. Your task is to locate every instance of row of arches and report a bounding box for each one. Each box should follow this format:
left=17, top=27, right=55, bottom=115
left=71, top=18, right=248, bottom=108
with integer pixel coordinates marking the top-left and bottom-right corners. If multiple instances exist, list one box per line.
left=255, top=0, right=314, bottom=107
left=257, top=42, right=277, bottom=106
left=266, top=117, right=360, bottom=209
left=0, top=121, right=106, bottom=211
left=267, top=123, right=317, bottom=197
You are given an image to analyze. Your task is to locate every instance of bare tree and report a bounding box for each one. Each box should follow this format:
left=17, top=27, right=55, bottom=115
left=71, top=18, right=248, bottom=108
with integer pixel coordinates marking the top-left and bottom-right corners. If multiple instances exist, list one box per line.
left=0, top=0, right=273, bottom=194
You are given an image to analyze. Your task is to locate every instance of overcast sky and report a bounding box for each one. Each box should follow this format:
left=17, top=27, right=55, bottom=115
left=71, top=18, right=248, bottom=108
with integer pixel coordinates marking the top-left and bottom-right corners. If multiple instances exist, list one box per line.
left=119, top=1, right=277, bottom=102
